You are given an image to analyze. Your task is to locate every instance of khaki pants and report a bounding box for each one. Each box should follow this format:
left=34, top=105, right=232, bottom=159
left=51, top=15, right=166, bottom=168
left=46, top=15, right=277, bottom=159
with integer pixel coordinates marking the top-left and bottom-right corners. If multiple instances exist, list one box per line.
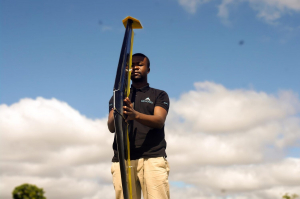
left=111, top=157, right=170, bottom=199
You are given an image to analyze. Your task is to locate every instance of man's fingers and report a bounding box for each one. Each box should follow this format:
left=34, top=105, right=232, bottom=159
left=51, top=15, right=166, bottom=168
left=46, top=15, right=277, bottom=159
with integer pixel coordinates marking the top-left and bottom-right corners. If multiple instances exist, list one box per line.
left=123, top=99, right=130, bottom=106
left=123, top=106, right=131, bottom=111
left=124, top=97, right=131, bottom=104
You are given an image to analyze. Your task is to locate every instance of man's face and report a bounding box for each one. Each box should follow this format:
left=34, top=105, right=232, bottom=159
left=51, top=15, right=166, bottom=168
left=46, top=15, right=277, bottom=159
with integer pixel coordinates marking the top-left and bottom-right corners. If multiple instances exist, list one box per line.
left=131, top=56, right=149, bottom=82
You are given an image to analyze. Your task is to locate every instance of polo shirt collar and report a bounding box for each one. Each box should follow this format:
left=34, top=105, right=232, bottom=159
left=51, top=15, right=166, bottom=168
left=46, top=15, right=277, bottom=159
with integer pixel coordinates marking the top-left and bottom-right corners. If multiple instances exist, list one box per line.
left=131, top=83, right=150, bottom=93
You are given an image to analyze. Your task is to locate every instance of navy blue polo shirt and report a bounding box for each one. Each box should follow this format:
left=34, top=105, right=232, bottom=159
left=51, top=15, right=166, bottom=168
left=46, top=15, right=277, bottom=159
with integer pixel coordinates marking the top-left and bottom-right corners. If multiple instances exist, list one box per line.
left=109, top=84, right=170, bottom=162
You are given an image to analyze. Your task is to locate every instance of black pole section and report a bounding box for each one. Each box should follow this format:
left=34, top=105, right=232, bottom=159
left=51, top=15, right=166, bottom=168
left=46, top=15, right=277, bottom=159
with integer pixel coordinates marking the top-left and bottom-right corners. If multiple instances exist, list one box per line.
left=113, top=104, right=129, bottom=199
left=113, top=19, right=133, bottom=199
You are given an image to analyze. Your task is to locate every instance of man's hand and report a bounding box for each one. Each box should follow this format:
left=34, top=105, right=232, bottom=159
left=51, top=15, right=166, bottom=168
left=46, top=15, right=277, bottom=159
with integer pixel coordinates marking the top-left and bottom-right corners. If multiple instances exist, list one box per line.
left=123, top=97, right=167, bottom=129
left=123, top=97, right=138, bottom=122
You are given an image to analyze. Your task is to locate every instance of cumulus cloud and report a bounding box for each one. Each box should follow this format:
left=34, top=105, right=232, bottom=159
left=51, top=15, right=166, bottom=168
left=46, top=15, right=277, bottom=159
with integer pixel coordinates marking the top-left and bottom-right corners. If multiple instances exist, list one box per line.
left=169, top=81, right=300, bottom=133
left=178, top=0, right=300, bottom=24
left=0, top=176, right=115, bottom=199
left=248, top=0, right=300, bottom=22
left=166, top=82, right=300, bottom=171
left=217, top=0, right=300, bottom=24
left=0, top=97, right=114, bottom=199
left=178, top=0, right=212, bottom=14
left=170, top=184, right=300, bottom=199
left=171, top=158, right=300, bottom=190
left=1, top=82, right=300, bottom=199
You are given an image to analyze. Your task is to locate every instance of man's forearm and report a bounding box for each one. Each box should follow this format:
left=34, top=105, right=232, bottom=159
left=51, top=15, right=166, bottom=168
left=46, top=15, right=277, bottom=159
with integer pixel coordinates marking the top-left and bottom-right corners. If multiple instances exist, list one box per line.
left=109, top=111, right=163, bottom=131
left=107, top=110, right=115, bottom=133
left=134, top=112, right=165, bottom=129
left=123, top=102, right=167, bottom=129
left=108, top=120, right=115, bottom=133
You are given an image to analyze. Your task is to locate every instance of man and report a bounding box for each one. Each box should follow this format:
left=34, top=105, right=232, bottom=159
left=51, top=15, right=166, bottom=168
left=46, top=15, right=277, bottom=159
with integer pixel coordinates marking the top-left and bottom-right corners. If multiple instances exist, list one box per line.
left=107, top=53, right=170, bottom=199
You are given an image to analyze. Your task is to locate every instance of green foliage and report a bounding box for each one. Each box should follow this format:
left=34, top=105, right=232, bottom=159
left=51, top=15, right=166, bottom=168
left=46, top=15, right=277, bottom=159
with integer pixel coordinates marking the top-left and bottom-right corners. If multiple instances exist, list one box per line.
left=282, top=193, right=299, bottom=199
left=12, top=183, right=46, bottom=199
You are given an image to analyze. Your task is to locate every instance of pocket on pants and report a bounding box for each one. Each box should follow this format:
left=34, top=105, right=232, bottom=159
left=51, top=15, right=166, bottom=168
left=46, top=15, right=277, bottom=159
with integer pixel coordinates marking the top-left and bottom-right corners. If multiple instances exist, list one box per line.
left=148, top=157, right=166, bottom=169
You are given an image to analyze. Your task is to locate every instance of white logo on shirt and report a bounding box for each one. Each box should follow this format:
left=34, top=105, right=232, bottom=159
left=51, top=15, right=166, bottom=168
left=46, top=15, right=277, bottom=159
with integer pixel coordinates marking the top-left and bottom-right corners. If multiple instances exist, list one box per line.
left=141, top=97, right=153, bottom=104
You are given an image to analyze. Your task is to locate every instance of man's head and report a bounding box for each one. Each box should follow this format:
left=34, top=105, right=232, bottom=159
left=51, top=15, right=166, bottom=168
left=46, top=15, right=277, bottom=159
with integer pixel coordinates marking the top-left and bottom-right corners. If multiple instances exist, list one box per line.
left=131, top=53, right=150, bottom=83
left=132, top=53, right=150, bottom=68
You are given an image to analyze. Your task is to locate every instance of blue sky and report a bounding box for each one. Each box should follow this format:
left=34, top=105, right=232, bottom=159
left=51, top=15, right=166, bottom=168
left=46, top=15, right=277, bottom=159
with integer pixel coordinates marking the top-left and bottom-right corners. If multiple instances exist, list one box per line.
left=1, top=1, right=300, bottom=198
left=1, top=0, right=299, bottom=119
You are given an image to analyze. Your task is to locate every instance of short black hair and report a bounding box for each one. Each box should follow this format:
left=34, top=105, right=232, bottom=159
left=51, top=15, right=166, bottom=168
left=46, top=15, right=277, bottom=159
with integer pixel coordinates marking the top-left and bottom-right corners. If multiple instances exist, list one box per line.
left=132, top=53, right=150, bottom=68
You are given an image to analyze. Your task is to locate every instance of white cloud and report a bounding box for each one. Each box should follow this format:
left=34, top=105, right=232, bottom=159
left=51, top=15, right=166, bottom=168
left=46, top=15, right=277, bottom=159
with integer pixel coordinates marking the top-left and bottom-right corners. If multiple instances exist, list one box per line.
left=178, top=0, right=213, bottom=14
left=0, top=97, right=115, bottom=199
left=0, top=176, right=114, bottom=199
left=217, top=0, right=235, bottom=25
left=171, top=158, right=300, bottom=191
left=170, top=184, right=300, bottom=199
left=1, top=83, right=300, bottom=199
left=169, top=81, right=300, bottom=133
left=178, top=0, right=300, bottom=23
left=219, top=0, right=300, bottom=23
left=166, top=83, right=300, bottom=171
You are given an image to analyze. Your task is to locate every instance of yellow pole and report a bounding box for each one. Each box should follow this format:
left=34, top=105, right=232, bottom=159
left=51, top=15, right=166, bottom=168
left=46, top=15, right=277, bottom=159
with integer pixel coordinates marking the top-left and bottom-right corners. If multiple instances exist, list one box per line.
left=126, top=29, right=135, bottom=199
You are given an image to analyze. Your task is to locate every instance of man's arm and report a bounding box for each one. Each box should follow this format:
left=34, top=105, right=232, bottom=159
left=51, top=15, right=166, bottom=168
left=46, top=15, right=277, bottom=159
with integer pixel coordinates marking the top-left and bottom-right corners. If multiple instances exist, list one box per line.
left=123, top=97, right=167, bottom=129
left=107, top=109, right=115, bottom=133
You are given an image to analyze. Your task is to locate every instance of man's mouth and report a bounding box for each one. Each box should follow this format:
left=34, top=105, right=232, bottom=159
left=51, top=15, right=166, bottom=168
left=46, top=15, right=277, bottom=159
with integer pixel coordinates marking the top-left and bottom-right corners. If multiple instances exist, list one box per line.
left=132, top=72, right=140, bottom=75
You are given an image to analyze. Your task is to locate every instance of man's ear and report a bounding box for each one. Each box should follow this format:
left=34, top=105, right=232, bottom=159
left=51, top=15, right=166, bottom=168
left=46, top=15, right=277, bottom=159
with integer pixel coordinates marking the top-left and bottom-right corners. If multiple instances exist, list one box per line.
left=147, top=67, right=150, bottom=74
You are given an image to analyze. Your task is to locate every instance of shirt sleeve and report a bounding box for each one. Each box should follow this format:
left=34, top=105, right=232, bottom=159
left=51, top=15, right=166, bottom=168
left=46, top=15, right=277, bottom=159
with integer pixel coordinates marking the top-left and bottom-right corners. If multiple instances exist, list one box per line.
left=155, top=91, right=170, bottom=112
left=109, top=96, right=113, bottom=113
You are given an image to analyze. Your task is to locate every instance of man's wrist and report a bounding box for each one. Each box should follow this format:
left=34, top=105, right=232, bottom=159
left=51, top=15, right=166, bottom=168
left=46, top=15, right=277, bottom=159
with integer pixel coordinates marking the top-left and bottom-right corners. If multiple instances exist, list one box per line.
left=135, top=111, right=140, bottom=120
